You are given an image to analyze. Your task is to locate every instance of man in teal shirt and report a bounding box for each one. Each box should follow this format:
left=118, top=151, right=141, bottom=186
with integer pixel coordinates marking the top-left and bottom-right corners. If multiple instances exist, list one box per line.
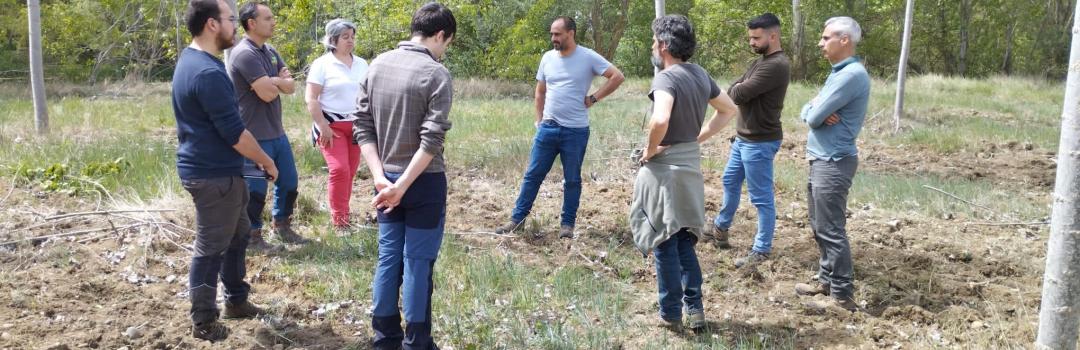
left=793, top=16, right=870, bottom=313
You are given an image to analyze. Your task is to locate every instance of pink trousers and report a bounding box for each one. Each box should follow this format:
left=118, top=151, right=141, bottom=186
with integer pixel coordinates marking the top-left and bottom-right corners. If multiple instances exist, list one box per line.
left=319, top=121, right=361, bottom=227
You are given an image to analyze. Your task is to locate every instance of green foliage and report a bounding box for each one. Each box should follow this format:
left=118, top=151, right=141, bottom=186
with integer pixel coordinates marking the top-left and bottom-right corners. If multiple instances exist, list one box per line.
left=9, top=157, right=129, bottom=195
left=2, top=0, right=1075, bottom=81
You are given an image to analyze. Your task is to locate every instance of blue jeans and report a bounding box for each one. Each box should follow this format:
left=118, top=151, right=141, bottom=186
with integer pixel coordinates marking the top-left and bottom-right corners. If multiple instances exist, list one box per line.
left=654, top=230, right=703, bottom=321
left=245, top=135, right=299, bottom=229
left=371, top=172, right=446, bottom=350
left=713, top=138, right=781, bottom=254
left=511, top=120, right=589, bottom=227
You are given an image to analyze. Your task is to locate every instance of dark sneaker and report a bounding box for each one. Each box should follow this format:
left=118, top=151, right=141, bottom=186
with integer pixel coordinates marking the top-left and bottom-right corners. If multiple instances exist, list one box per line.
left=734, top=251, right=769, bottom=269
left=192, top=321, right=229, bottom=342
left=687, top=309, right=706, bottom=330
left=794, top=282, right=830, bottom=297
left=559, top=225, right=574, bottom=239
left=803, top=296, right=858, bottom=314
left=494, top=219, right=523, bottom=235
left=707, top=225, right=731, bottom=249
left=272, top=218, right=310, bottom=244
left=223, top=300, right=265, bottom=319
left=248, top=229, right=284, bottom=254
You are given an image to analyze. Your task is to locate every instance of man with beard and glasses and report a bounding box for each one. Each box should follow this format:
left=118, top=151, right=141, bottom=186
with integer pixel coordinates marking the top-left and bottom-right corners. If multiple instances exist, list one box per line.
left=229, top=1, right=307, bottom=251
left=495, top=16, right=625, bottom=239
left=631, top=14, right=738, bottom=331
left=705, top=13, right=791, bottom=271
left=172, top=0, right=279, bottom=342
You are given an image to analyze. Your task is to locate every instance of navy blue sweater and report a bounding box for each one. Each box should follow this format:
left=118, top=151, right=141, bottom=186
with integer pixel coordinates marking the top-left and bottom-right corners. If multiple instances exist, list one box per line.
left=171, top=47, right=246, bottom=180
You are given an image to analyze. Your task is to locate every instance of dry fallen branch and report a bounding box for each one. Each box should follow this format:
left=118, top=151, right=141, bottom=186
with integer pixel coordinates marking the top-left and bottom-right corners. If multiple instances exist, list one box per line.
left=573, top=246, right=616, bottom=275
left=45, top=209, right=176, bottom=221
left=448, top=230, right=518, bottom=239
left=922, top=185, right=997, bottom=214
left=963, top=221, right=1049, bottom=226
left=0, top=222, right=149, bottom=246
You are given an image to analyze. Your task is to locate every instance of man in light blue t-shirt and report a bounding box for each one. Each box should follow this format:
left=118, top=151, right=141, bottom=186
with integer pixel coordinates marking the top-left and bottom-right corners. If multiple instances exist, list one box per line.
left=496, top=16, right=624, bottom=239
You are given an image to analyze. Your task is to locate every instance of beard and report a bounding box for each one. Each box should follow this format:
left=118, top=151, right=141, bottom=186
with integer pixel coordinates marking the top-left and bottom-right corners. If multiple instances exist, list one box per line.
left=553, top=41, right=563, bottom=51
left=752, top=43, right=769, bottom=55
left=651, top=52, right=664, bottom=70
left=217, top=30, right=236, bottom=50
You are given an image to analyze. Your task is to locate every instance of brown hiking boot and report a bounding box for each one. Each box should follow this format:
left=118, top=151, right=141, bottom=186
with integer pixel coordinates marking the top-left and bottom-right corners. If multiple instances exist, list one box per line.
left=795, top=282, right=830, bottom=297
left=272, top=218, right=310, bottom=244
left=687, top=309, right=706, bottom=330
left=707, top=226, right=731, bottom=249
left=559, top=225, right=574, bottom=239
left=223, top=300, right=265, bottom=319
left=658, top=317, right=682, bottom=332
left=734, top=251, right=769, bottom=269
left=192, top=321, right=229, bottom=342
left=248, top=229, right=283, bottom=254
left=803, top=296, right=858, bottom=314
left=494, top=219, right=523, bottom=235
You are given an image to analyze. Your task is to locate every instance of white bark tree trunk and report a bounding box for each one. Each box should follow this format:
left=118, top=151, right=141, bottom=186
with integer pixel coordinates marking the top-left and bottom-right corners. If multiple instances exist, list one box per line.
left=223, top=0, right=237, bottom=68
left=28, top=0, right=48, bottom=135
left=893, top=0, right=914, bottom=132
left=792, top=0, right=805, bottom=81
left=1036, top=1, right=1080, bottom=348
left=654, top=0, right=664, bottom=76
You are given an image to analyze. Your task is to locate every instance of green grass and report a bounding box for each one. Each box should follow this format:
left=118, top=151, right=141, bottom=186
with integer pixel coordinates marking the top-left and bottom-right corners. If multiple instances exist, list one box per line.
left=0, top=74, right=1062, bottom=348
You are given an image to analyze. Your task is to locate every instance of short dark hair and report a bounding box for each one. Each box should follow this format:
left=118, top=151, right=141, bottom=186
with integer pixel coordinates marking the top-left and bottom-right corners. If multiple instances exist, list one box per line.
left=553, top=16, right=576, bottom=32
left=238, top=1, right=263, bottom=32
left=185, top=0, right=222, bottom=37
left=747, top=13, right=781, bottom=30
left=411, top=2, right=456, bottom=39
left=652, top=15, right=696, bottom=61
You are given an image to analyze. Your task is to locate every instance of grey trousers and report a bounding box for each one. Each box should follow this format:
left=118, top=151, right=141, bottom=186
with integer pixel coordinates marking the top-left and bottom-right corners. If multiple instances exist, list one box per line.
left=182, top=176, right=252, bottom=325
left=807, top=156, right=858, bottom=300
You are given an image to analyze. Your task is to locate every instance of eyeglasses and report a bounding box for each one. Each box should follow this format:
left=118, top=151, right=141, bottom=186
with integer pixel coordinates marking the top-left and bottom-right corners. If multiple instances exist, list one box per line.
left=213, top=15, right=238, bottom=28
left=215, top=15, right=237, bottom=26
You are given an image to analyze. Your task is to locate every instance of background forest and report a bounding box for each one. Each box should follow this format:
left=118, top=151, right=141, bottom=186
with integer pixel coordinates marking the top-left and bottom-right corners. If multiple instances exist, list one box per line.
left=0, top=0, right=1075, bottom=83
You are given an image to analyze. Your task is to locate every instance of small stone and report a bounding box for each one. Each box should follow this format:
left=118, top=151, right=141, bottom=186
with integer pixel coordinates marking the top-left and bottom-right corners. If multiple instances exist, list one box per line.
left=123, top=326, right=143, bottom=339
left=886, top=220, right=902, bottom=232
left=1, top=332, right=10, bottom=340
left=165, top=275, right=177, bottom=283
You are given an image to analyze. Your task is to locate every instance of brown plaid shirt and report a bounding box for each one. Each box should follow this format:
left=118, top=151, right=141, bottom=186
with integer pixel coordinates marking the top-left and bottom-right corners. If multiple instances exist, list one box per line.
left=353, top=41, right=453, bottom=173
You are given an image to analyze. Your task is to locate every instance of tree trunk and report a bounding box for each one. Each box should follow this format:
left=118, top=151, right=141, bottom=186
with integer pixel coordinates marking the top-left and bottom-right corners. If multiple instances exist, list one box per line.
left=654, top=0, right=664, bottom=76
left=957, top=0, right=972, bottom=76
left=223, top=0, right=237, bottom=67
left=1001, top=19, right=1015, bottom=75
left=1036, top=1, right=1080, bottom=348
left=936, top=0, right=954, bottom=75
left=28, top=0, right=48, bottom=135
left=894, top=0, right=914, bottom=133
left=792, top=0, right=805, bottom=81
left=588, top=0, right=630, bottom=61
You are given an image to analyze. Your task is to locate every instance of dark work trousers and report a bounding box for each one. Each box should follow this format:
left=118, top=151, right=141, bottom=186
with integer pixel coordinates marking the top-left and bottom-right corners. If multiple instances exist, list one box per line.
left=182, top=176, right=252, bottom=325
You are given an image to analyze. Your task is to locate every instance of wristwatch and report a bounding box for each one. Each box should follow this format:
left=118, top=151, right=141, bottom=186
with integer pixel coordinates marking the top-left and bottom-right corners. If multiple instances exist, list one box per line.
left=589, top=95, right=598, bottom=104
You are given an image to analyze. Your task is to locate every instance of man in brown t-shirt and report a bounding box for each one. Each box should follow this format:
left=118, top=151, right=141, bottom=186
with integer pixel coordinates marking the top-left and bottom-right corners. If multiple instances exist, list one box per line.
left=708, top=13, right=791, bottom=270
left=227, top=1, right=307, bottom=251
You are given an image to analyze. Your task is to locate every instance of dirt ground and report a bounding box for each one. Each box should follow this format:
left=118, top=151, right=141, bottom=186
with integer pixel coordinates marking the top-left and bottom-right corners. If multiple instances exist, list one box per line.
left=0, top=137, right=1054, bottom=349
